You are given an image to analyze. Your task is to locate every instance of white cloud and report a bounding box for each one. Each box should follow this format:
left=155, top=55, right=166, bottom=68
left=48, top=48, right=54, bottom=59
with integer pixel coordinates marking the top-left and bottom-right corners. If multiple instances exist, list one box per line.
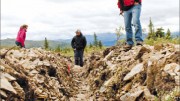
left=1, top=0, right=179, bottom=40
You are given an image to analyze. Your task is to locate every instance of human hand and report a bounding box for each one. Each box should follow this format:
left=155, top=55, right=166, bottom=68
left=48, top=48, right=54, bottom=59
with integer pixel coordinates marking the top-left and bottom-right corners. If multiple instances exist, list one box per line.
left=120, top=10, right=124, bottom=16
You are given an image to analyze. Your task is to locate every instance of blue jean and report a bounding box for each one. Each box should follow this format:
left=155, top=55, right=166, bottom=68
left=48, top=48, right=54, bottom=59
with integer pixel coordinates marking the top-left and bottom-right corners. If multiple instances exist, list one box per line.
left=124, top=4, right=143, bottom=45
left=74, top=49, right=84, bottom=67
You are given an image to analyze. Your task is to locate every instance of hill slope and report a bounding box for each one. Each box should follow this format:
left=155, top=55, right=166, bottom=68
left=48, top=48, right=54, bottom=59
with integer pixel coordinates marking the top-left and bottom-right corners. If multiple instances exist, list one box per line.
left=0, top=39, right=70, bottom=49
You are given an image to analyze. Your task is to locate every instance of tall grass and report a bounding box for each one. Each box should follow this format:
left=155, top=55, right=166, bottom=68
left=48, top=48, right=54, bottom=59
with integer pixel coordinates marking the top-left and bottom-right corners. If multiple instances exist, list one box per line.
left=144, top=38, right=179, bottom=46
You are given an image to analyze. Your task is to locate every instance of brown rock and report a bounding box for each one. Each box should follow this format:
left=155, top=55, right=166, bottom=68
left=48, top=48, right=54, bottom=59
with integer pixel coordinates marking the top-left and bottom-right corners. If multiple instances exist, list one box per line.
left=0, top=78, right=17, bottom=94
left=124, top=63, right=144, bottom=81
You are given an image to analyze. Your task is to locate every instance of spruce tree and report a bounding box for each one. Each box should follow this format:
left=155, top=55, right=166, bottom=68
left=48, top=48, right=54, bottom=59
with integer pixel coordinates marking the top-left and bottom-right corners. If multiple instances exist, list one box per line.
left=147, top=18, right=155, bottom=39
left=44, top=37, right=49, bottom=49
left=93, top=33, right=98, bottom=47
left=166, top=29, right=171, bottom=39
left=155, top=27, right=165, bottom=38
left=98, top=40, right=103, bottom=49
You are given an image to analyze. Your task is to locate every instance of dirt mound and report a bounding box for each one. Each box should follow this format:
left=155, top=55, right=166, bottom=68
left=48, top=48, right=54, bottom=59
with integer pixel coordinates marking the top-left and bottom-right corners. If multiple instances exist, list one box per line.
left=84, top=44, right=180, bottom=101
left=0, top=48, right=76, bottom=101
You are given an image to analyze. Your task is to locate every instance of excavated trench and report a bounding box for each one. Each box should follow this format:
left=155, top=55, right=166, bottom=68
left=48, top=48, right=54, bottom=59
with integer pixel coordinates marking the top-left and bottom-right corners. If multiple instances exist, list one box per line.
left=0, top=44, right=180, bottom=101
left=0, top=48, right=93, bottom=101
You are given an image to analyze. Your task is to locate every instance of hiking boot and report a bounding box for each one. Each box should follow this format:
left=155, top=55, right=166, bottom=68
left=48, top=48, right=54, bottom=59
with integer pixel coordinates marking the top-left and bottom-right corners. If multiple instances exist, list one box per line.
left=136, top=41, right=143, bottom=46
left=123, top=44, right=133, bottom=51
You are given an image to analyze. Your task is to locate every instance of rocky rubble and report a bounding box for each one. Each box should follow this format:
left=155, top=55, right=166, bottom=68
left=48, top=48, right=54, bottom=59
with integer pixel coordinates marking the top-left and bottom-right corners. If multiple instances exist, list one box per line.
left=84, top=44, right=180, bottom=101
left=0, top=48, right=77, bottom=101
left=0, top=43, right=180, bottom=101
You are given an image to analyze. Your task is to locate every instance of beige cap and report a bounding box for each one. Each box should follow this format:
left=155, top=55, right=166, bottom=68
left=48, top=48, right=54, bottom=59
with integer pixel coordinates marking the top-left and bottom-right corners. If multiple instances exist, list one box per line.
left=75, top=29, right=81, bottom=33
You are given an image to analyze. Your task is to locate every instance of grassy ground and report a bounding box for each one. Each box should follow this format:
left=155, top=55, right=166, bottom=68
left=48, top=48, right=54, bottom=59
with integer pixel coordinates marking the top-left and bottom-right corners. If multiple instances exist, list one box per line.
left=144, top=38, right=179, bottom=46
left=0, top=45, right=106, bottom=57
left=0, top=45, right=13, bottom=49
left=57, top=46, right=107, bottom=57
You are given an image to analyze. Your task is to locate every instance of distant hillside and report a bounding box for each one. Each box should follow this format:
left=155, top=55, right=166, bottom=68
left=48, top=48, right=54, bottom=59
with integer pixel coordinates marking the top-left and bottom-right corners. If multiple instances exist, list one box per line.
left=172, top=32, right=179, bottom=38
left=59, top=33, right=148, bottom=46
left=1, top=32, right=178, bottom=48
left=0, top=39, right=70, bottom=49
left=56, top=33, right=118, bottom=46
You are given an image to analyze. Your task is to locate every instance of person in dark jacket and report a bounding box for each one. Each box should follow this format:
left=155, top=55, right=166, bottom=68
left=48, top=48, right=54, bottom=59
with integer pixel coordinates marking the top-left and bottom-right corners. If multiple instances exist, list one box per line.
left=117, top=0, right=143, bottom=50
left=71, top=29, right=87, bottom=67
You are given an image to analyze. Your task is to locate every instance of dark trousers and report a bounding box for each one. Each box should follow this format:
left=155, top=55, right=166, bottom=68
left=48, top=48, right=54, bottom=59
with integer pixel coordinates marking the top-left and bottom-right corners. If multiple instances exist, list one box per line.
left=74, top=49, right=84, bottom=67
left=15, top=41, right=24, bottom=48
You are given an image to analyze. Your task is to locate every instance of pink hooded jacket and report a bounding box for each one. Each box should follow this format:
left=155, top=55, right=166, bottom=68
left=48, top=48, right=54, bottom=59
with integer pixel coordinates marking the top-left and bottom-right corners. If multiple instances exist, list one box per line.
left=16, top=27, right=26, bottom=47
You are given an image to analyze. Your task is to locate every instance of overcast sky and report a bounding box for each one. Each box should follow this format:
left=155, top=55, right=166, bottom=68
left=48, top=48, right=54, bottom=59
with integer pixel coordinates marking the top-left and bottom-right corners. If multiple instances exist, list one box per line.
left=1, top=0, right=179, bottom=40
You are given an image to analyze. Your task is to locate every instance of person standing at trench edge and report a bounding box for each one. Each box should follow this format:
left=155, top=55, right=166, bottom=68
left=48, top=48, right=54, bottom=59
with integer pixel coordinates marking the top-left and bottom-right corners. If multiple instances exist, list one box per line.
left=71, top=29, right=87, bottom=67
left=117, top=0, right=143, bottom=50
left=15, top=24, right=28, bottom=48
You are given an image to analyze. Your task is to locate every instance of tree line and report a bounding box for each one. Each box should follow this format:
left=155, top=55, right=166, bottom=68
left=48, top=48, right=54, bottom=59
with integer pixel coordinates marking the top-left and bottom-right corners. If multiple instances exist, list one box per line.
left=147, top=18, right=172, bottom=40
left=115, top=18, right=174, bottom=45
left=44, top=18, right=176, bottom=51
left=89, top=32, right=103, bottom=49
left=43, top=32, right=104, bottom=52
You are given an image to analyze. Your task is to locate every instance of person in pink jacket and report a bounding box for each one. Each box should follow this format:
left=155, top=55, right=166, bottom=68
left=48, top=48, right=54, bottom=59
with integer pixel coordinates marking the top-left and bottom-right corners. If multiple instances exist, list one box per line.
left=15, top=24, right=28, bottom=48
